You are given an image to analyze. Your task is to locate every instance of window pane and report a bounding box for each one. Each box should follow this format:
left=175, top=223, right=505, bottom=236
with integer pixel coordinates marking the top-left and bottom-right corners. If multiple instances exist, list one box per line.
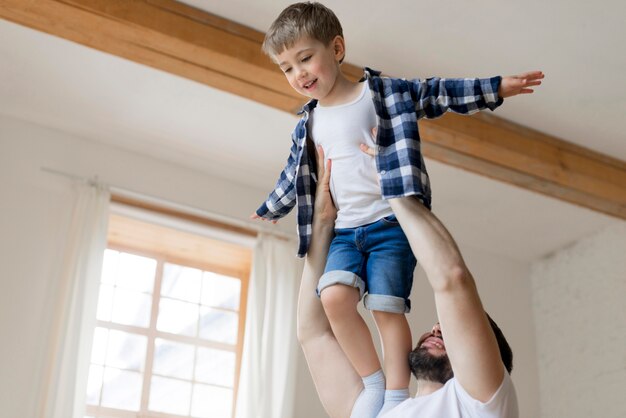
left=94, top=223, right=249, bottom=418
left=111, top=288, right=152, bottom=328
left=153, top=338, right=195, bottom=380
left=191, top=384, right=233, bottom=418
left=199, top=307, right=238, bottom=345
left=96, top=284, right=114, bottom=322
left=105, top=330, right=147, bottom=372
left=101, top=249, right=119, bottom=285
left=196, top=347, right=235, bottom=387
left=162, top=263, right=202, bottom=303
left=157, top=298, right=199, bottom=337
left=90, top=327, right=108, bottom=365
left=117, top=252, right=156, bottom=293
left=202, top=272, right=241, bottom=310
left=85, top=364, right=103, bottom=405
left=149, top=376, right=191, bottom=416
left=101, top=367, right=142, bottom=411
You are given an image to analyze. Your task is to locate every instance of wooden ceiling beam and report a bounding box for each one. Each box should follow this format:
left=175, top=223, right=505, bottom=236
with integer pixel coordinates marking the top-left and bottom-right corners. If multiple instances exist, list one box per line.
left=421, top=113, right=626, bottom=217
left=1, top=0, right=625, bottom=219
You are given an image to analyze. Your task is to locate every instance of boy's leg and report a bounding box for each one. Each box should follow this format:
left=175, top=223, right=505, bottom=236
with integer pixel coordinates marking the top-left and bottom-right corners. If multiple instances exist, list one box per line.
left=320, top=284, right=382, bottom=376
left=319, top=227, right=381, bottom=376
left=319, top=228, right=385, bottom=417
left=371, top=314, right=412, bottom=417
left=320, top=285, right=386, bottom=418
left=371, top=311, right=412, bottom=389
left=363, top=214, right=416, bottom=413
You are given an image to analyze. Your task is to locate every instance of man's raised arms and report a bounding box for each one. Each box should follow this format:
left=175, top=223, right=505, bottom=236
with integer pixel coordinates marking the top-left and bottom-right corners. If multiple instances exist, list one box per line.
left=297, top=147, right=363, bottom=418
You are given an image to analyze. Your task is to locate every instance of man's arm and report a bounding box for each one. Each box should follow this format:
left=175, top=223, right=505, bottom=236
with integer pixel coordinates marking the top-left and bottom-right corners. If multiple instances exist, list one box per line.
left=389, top=197, right=505, bottom=402
left=298, top=148, right=363, bottom=418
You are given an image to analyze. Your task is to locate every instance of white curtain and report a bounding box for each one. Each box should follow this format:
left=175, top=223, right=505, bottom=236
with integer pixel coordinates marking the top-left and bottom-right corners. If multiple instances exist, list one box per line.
left=236, top=234, right=303, bottom=418
left=41, top=182, right=110, bottom=418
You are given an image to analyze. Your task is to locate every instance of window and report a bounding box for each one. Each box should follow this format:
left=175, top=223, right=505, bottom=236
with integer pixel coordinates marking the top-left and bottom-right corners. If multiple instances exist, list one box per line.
left=85, top=212, right=252, bottom=418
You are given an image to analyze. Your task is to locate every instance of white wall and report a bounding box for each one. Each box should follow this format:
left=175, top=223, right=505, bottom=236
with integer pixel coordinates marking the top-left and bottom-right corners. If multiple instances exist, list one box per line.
left=530, top=223, right=626, bottom=418
left=0, top=114, right=540, bottom=418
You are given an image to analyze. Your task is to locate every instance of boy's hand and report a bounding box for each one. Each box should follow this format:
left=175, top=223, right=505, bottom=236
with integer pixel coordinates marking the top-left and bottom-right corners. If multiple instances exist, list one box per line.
left=499, top=71, right=544, bottom=98
left=313, top=146, right=337, bottom=225
left=249, top=212, right=278, bottom=224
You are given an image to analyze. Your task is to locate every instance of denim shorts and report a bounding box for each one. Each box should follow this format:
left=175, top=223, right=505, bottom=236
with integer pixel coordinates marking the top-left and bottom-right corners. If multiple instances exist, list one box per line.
left=317, top=214, right=417, bottom=313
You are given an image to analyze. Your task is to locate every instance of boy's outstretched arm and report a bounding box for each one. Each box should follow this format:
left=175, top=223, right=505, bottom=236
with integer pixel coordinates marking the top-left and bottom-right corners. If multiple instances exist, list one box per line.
left=298, top=146, right=363, bottom=418
left=409, top=70, right=544, bottom=119
left=249, top=132, right=303, bottom=224
left=499, top=71, right=544, bottom=97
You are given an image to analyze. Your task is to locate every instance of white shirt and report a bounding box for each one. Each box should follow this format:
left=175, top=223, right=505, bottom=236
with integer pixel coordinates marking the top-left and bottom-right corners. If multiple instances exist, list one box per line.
left=309, top=82, right=393, bottom=228
left=382, top=372, right=519, bottom=418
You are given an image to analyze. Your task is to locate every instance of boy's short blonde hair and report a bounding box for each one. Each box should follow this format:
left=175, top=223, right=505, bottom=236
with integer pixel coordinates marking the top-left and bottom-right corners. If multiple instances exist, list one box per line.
left=262, top=2, right=343, bottom=58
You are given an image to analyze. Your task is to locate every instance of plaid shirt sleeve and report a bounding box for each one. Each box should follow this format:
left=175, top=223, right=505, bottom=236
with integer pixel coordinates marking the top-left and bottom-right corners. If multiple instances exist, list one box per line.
left=255, top=130, right=301, bottom=220
left=409, top=76, right=503, bottom=119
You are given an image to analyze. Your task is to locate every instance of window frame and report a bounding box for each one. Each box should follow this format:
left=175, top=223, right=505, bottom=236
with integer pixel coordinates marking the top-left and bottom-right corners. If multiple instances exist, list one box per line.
left=85, top=208, right=252, bottom=418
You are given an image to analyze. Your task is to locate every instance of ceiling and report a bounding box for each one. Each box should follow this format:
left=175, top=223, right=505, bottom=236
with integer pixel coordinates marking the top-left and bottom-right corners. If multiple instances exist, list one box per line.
left=1, top=0, right=624, bottom=263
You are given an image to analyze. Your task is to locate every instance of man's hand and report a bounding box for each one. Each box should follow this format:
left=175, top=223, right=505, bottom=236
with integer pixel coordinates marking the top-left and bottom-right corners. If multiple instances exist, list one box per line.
left=499, top=71, right=544, bottom=98
left=313, top=146, right=337, bottom=226
left=359, top=127, right=378, bottom=157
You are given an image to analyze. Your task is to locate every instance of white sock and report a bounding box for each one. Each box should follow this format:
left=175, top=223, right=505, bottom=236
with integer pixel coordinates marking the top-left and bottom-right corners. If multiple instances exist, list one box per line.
left=376, top=388, right=410, bottom=417
left=350, top=369, right=386, bottom=418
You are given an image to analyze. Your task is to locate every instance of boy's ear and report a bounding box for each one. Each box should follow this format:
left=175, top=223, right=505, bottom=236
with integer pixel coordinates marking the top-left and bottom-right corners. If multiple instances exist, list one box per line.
left=331, top=35, right=346, bottom=63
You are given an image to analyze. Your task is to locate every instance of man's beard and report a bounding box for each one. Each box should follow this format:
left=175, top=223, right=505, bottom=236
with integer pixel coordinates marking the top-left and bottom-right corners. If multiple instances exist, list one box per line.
left=408, top=347, right=454, bottom=384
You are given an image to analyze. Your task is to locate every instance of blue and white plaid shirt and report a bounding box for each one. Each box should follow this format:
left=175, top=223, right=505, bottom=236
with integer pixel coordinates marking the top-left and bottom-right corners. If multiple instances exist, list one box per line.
left=256, top=68, right=503, bottom=257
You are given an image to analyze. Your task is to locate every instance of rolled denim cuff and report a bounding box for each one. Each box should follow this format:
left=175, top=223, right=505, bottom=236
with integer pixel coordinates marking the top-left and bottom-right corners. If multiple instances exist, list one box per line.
left=363, top=294, right=410, bottom=313
left=316, top=270, right=366, bottom=300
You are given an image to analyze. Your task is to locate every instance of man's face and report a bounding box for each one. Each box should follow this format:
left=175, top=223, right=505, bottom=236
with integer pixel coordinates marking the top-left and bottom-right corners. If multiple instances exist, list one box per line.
left=274, top=36, right=342, bottom=103
left=409, top=323, right=454, bottom=384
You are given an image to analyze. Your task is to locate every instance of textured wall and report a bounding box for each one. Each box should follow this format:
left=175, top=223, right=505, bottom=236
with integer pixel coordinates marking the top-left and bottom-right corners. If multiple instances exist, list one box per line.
left=530, top=222, right=626, bottom=418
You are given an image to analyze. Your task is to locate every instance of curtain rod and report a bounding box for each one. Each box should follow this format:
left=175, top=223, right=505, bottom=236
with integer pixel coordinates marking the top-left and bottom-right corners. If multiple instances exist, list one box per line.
left=40, top=166, right=295, bottom=241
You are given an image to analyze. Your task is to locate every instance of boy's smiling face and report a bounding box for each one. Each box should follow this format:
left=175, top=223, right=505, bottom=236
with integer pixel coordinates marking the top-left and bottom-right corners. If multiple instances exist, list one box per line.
left=274, top=36, right=345, bottom=104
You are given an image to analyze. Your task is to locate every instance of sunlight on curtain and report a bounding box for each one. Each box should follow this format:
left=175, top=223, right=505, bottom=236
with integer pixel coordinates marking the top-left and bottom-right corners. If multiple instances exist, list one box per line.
left=41, top=182, right=110, bottom=418
left=236, top=234, right=302, bottom=418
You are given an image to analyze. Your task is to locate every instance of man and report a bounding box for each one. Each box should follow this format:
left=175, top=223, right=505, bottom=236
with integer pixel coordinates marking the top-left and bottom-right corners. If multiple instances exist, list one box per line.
left=297, top=147, right=518, bottom=417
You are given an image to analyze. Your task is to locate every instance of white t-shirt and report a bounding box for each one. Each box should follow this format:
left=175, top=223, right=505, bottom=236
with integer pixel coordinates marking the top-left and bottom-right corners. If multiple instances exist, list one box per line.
left=309, top=82, right=393, bottom=228
left=382, top=372, right=518, bottom=418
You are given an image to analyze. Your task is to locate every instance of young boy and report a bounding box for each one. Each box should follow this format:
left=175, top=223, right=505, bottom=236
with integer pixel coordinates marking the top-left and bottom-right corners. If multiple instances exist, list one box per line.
left=252, top=2, right=542, bottom=417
